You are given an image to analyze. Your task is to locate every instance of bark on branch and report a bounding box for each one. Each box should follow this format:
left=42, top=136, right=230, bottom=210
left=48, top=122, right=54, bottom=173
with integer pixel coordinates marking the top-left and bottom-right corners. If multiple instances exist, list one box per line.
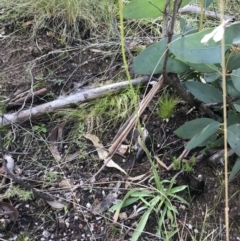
left=179, top=5, right=232, bottom=20
left=0, top=76, right=150, bottom=126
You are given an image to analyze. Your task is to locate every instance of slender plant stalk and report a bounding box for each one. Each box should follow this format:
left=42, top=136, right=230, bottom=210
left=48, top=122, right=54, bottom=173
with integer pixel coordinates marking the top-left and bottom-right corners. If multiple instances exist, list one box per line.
left=219, top=0, right=229, bottom=240
left=118, top=0, right=131, bottom=81
left=199, top=0, right=204, bottom=31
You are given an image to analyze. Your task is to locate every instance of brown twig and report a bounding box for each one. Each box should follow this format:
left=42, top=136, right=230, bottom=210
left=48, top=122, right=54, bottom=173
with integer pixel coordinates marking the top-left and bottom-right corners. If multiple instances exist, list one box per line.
left=90, top=76, right=164, bottom=182
left=7, top=88, right=49, bottom=109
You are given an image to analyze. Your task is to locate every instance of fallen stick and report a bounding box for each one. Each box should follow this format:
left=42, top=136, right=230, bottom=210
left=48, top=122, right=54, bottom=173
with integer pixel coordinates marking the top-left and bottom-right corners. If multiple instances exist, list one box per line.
left=180, top=5, right=232, bottom=20
left=0, top=76, right=150, bottom=126
left=90, top=75, right=164, bottom=182
left=7, top=88, right=49, bottom=109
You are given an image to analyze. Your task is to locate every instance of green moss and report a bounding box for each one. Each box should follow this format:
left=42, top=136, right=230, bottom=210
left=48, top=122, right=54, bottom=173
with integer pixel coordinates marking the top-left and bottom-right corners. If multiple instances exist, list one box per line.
left=158, top=92, right=179, bottom=121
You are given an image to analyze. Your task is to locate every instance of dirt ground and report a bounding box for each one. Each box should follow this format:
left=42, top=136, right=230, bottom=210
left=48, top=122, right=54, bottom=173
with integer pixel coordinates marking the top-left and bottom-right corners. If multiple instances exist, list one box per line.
left=1, top=28, right=240, bottom=241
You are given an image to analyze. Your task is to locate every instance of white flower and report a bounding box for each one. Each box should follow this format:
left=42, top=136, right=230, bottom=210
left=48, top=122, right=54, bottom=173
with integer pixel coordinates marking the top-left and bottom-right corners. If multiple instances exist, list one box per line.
left=201, top=18, right=233, bottom=44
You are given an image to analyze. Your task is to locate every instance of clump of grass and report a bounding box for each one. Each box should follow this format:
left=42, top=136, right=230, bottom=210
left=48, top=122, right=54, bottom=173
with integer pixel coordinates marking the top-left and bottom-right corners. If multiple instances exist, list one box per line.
left=1, top=186, right=33, bottom=201
left=58, top=87, right=140, bottom=132
left=158, top=92, right=179, bottom=120
left=0, top=0, right=115, bottom=42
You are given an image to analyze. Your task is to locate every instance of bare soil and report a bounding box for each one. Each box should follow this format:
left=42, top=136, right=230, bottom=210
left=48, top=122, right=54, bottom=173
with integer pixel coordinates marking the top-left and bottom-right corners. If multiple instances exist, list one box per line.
left=1, top=29, right=240, bottom=241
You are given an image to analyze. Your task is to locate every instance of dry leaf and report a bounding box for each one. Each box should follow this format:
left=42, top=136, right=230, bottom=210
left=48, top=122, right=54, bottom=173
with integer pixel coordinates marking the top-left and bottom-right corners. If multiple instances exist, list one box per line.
left=92, top=192, right=118, bottom=215
left=117, top=144, right=129, bottom=155
left=59, top=179, right=72, bottom=188
left=49, top=127, right=61, bottom=161
left=0, top=202, right=19, bottom=222
left=127, top=174, right=146, bottom=181
left=46, top=199, right=67, bottom=209
left=84, top=133, right=127, bottom=175
left=22, top=20, right=34, bottom=28
left=4, top=154, right=14, bottom=172
left=154, top=155, right=168, bottom=170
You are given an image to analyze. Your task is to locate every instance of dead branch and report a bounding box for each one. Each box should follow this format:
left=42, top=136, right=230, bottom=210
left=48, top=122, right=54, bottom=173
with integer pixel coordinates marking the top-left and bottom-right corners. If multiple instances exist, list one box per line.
left=180, top=5, right=232, bottom=20
left=0, top=76, right=150, bottom=126
left=90, top=75, right=164, bottom=182
left=7, top=88, right=49, bottom=109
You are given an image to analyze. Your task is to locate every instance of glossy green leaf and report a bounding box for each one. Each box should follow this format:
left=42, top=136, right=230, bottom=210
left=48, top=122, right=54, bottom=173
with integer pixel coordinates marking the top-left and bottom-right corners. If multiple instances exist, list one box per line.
left=123, top=0, right=191, bottom=19
left=229, top=157, right=240, bottom=181
left=186, top=121, right=220, bottom=150
left=230, top=68, right=240, bottom=92
left=132, top=38, right=190, bottom=74
left=228, top=124, right=240, bottom=156
left=185, top=81, right=222, bottom=103
left=174, top=118, right=217, bottom=139
left=169, top=23, right=240, bottom=64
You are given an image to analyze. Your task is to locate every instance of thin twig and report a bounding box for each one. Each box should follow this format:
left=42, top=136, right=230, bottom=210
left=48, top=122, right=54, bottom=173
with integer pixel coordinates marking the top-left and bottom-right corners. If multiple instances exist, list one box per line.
left=90, top=76, right=164, bottom=182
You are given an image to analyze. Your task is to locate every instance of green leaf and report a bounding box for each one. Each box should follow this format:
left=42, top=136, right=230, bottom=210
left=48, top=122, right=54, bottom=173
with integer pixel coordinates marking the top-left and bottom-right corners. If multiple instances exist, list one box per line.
left=203, top=136, right=224, bottom=151
left=157, top=205, right=167, bottom=235
left=229, top=157, right=240, bottom=181
left=226, top=53, right=240, bottom=70
left=167, top=209, right=174, bottom=223
left=109, top=197, right=139, bottom=212
left=186, top=121, right=221, bottom=150
left=199, top=134, right=217, bottom=147
left=204, top=72, right=221, bottom=82
left=204, top=0, right=214, bottom=8
left=113, top=189, right=137, bottom=222
left=123, top=0, right=191, bottom=19
left=233, top=100, right=240, bottom=112
left=226, top=79, right=240, bottom=97
left=132, top=37, right=190, bottom=74
left=184, top=81, right=222, bottom=103
left=130, top=191, right=154, bottom=197
left=174, top=118, right=217, bottom=139
left=168, top=185, right=188, bottom=194
left=169, top=23, right=240, bottom=64
left=131, top=196, right=160, bottom=241
left=227, top=112, right=240, bottom=126
left=187, top=62, right=219, bottom=73
left=231, top=68, right=240, bottom=92
left=228, top=124, right=240, bottom=156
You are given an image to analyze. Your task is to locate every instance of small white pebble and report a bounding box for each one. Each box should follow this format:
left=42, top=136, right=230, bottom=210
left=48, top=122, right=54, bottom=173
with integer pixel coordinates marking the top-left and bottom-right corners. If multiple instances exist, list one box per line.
left=86, top=203, right=92, bottom=209
left=42, top=230, right=50, bottom=238
left=179, top=205, right=186, bottom=210
left=65, top=221, right=70, bottom=228
left=25, top=204, right=29, bottom=208
left=74, top=216, right=78, bottom=220
left=187, top=224, right=192, bottom=229
left=119, top=212, right=128, bottom=220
